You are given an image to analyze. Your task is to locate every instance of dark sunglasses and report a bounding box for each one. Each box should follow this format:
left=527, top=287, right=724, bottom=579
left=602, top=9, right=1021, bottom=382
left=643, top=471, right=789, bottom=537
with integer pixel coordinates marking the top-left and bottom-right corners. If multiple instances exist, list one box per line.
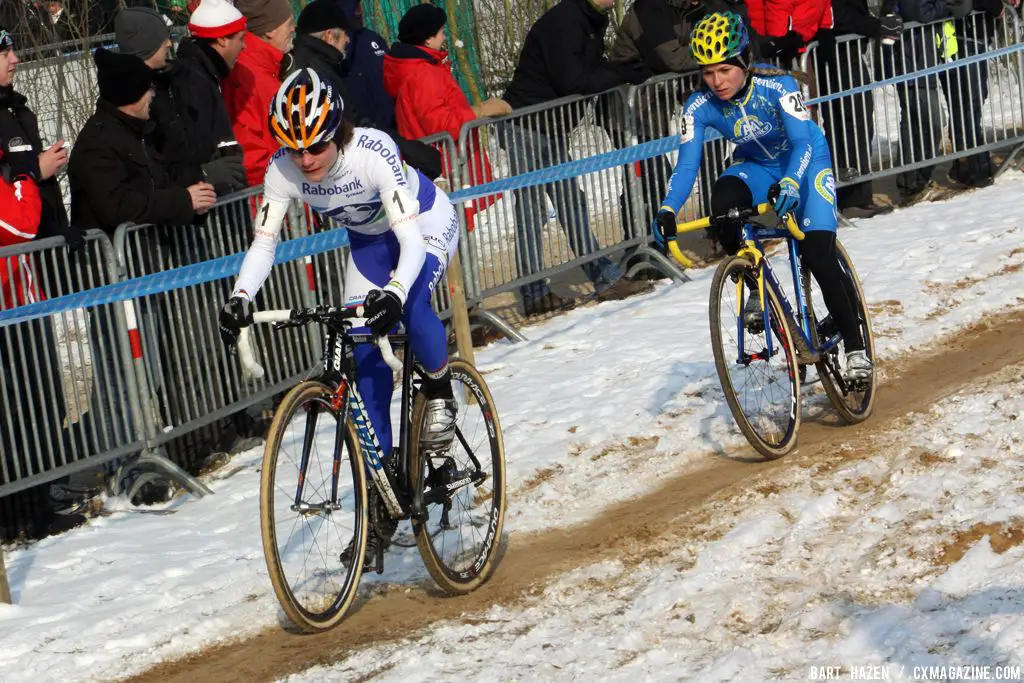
left=286, top=140, right=331, bottom=157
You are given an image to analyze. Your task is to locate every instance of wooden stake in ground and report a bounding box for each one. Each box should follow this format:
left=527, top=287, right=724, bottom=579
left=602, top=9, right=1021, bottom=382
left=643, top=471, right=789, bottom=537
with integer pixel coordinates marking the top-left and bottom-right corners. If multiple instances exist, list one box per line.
left=0, top=544, right=11, bottom=604
left=447, top=252, right=476, bottom=367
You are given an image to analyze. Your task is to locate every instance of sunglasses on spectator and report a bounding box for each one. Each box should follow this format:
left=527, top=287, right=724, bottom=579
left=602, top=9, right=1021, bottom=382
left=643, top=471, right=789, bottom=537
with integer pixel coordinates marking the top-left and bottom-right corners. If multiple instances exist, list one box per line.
left=287, top=141, right=332, bottom=157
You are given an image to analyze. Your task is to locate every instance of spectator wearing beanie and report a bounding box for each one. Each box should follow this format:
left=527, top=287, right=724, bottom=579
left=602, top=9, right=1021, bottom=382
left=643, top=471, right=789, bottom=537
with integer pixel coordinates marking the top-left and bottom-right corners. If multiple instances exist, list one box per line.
left=116, top=1, right=248, bottom=196
left=282, top=0, right=442, bottom=180
left=69, top=48, right=217, bottom=234
left=222, top=0, right=295, bottom=185
left=384, top=4, right=507, bottom=230
left=115, top=7, right=173, bottom=69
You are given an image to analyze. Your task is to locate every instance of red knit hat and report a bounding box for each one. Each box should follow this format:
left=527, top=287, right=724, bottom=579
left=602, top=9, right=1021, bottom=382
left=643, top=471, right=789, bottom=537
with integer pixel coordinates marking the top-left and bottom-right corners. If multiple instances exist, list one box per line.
left=188, top=0, right=247, bottom=39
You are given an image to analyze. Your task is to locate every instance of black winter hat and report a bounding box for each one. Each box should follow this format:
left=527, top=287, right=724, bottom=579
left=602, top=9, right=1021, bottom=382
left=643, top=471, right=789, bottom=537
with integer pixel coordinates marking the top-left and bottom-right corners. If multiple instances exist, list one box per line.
left=94, top=48, right=154, bottom=107
left=297, top=0, right=349, bottom=34
left=397, top=4, right=446, bottom=46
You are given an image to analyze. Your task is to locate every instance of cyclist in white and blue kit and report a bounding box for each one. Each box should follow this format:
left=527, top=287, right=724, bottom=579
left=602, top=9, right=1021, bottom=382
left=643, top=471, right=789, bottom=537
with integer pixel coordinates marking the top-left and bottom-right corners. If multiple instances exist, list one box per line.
left=218, top=69, right=459, bottom=558
left=652, top=11, right=871, bottom=382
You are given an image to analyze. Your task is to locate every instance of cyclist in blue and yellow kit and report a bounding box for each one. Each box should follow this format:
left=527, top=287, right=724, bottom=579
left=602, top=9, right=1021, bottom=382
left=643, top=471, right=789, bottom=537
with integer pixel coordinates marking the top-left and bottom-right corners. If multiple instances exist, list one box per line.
left=652, top=11, right=871, bottom=381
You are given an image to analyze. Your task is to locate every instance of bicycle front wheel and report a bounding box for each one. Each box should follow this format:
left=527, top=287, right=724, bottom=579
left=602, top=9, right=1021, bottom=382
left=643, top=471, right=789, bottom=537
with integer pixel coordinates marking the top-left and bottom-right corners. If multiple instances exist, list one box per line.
left=259, top=380, right=368, bottom=632
left=710, top=255, right=801, bottom=459
left=410, top=359, right=507, bottom=595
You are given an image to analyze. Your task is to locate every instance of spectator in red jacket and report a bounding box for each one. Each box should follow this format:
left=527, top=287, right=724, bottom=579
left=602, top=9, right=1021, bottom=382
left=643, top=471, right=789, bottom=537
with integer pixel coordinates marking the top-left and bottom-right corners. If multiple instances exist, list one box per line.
left=0, top=145, right=42, bottom=309
left=383, top=4, right=510, bottom=229
left=221, top=0, right=294, bottom=186
left=746, top=0, right=833, bottom=62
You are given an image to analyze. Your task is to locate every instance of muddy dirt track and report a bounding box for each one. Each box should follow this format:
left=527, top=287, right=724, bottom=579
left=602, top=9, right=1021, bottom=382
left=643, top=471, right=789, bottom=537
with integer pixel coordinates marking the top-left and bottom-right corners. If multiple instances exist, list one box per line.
left=127, top=313, right=1024, bottom=683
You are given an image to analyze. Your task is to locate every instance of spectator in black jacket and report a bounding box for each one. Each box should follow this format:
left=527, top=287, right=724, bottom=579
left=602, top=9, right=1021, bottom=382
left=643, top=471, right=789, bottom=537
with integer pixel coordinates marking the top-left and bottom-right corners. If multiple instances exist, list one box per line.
left=0, top=26, right=76, bottom=248
left=821, top=0, right=902, bottom=218
left=69, top=49, right=216, bottom=235
left=282, top=0, right=441, bottom=179
left=116, top=6, right=246, bottom=196
left=502, top=0, right=654, bottom=316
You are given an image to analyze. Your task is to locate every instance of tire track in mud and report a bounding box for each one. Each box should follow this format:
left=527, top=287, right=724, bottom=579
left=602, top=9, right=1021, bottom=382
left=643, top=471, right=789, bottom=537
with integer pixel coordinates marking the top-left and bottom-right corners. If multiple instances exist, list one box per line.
left=127, top=313, right=1024, bottom=683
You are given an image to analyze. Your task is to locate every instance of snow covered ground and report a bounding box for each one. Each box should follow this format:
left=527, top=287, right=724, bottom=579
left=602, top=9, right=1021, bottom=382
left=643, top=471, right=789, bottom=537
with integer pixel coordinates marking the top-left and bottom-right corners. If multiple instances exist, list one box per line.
left=287, top=361, right=1024, bottom=683
left=4, top=173, right=1024, bottom=682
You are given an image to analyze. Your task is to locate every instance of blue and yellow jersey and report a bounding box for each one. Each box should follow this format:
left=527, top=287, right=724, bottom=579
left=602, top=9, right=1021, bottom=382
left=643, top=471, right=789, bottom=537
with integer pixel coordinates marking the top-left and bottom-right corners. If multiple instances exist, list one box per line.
left=661, top=67, right=831, bottom=214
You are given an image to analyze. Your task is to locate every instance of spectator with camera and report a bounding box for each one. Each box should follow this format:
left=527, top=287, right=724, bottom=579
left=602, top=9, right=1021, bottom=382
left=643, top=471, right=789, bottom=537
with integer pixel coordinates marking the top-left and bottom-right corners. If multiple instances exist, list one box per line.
left=0, top=26, right=76, bottom=248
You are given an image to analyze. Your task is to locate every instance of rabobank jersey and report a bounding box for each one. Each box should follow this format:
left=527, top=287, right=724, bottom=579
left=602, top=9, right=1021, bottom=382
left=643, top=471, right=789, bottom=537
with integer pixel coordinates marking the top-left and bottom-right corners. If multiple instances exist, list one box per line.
left=661, top=69, right=831, bottom=214
left=232, top=127, right=457, bottom=306
left=262, top=127, right=437, bottom=234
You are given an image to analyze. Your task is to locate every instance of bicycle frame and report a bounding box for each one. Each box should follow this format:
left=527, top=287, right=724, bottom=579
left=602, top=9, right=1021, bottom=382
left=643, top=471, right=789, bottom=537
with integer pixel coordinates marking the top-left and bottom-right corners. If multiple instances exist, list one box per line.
left=297, top=328, right=424, bottom=522
left=736, top=224, right=843, bottom=367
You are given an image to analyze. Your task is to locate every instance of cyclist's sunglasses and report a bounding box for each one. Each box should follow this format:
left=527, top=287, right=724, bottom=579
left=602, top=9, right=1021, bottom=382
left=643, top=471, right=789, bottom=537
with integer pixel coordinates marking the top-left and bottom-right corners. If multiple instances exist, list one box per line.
left=286, top=140, right=332, bottom=157
left=0, top=30, right=13, bottom=52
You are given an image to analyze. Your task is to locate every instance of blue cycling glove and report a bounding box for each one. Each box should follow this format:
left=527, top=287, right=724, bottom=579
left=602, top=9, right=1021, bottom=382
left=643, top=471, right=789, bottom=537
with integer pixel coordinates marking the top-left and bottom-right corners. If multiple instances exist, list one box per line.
left=652, top=208, right=677, bottom=248
left=769, top=177, right=801, bottom=218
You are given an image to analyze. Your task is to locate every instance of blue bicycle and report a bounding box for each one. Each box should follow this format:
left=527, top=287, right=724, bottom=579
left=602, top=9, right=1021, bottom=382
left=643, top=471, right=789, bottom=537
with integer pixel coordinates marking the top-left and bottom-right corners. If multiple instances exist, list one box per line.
left=668, top=204, right=876, bottom=458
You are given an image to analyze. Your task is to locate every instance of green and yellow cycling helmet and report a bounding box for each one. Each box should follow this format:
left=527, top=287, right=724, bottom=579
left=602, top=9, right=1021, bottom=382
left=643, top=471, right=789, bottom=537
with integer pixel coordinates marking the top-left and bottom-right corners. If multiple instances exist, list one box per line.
left=690, top=11, right=750, bottom=66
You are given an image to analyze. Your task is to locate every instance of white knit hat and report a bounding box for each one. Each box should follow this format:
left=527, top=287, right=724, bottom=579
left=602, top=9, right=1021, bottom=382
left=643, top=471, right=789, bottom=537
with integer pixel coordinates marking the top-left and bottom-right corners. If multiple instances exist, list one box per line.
left=188, top=0, right=247, bottom=39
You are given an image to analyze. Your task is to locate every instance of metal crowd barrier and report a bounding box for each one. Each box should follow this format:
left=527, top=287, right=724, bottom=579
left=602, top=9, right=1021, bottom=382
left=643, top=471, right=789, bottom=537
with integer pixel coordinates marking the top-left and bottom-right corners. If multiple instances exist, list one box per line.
left=458, top=87, right=649, bottom=303
left=800, top=10, right=1024, bottom=195
left=0, top=233, right=145, bottom=498
left=113, top=189, right=320, bottom=448
left=3, top=11, right=1024, bottom=519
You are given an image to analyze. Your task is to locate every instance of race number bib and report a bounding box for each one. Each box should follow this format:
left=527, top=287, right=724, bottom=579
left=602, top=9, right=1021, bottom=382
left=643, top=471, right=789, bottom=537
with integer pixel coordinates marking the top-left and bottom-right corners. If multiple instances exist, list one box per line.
left=679, top=114, right=696, bottom=143
left=780, top=92, right=810, bottom=122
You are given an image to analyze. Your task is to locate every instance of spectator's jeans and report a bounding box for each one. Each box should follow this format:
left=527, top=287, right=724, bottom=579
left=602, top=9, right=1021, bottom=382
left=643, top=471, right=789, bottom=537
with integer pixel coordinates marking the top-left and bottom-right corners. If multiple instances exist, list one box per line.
left=503, top=122, right=622, bottom=302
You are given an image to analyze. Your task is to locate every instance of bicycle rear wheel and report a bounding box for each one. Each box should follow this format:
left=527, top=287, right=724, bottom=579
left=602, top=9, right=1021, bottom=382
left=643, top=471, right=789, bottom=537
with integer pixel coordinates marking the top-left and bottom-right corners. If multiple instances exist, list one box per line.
left=710, top=255, right=801, bottom=459
left=410, top=359, right=506, bottom=594
left=805, top=239, right=876, bottom=423
left=259, top=380, right=368, bottom=632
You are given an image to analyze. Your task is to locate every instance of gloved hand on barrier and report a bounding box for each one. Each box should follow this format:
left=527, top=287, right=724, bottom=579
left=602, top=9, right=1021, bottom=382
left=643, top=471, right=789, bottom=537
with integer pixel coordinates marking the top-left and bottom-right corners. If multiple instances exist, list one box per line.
left=652, top=208, right=677, bottom=248
left=616, top=59, right=652, bottom=85
left=363, top=289, right=403, bottom=337
left=768, top=178, right=801, bottom=218
left=760, top=31, right=804, bottom=62
left=202, top=155, right=247, bottom=192
left=62, top=227, right=86, bottom=255
left=219, top=295, right=253, bottom=348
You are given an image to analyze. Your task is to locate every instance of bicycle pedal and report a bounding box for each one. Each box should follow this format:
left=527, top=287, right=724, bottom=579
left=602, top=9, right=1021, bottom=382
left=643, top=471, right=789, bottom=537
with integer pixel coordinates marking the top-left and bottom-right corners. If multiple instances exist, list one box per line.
left=374, top=543, right=385, bottom=574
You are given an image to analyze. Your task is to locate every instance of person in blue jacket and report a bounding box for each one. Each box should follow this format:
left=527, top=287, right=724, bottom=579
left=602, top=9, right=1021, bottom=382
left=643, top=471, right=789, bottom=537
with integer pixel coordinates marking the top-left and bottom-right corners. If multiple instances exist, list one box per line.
left=332, top=0, right=396, bottom=129
left=652, top=11, right=872, bottom=382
